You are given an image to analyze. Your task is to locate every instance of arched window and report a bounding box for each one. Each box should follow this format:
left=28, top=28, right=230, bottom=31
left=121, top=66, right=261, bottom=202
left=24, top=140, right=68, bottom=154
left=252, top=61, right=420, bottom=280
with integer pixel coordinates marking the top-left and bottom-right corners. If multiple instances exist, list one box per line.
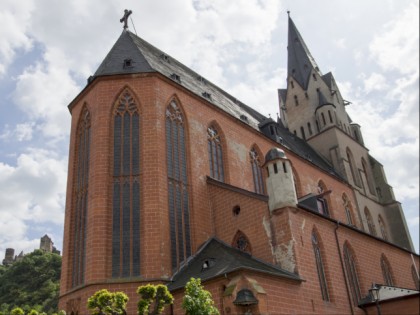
left=381, top=255, right=394, bottom=286
left=232, top=231, right=252, bottom=255
left=316, top=181, right=329, bottom=216
left=343, top=244, right=361, bottom=305
left=207, top=126, right=224, bottom=181
left=166, top=100, right=191, bottom=271
left=72, top=106, right=91, bottom=287
left=362, top=158, right=375, bottom=195
left=307, top=122, right=313, bottom=135
left=112, top=90, right=141, bottom=278
left=300, top=126, right=306, bottom=140
left=250, top=148, right=265, bottom=194
left=378, top=215, right=388, bottom=240
left=412, top=265, right=420, bottom=290
left=342, top=194, right=354, bottom=226
left=364, top=208, right=377, bottom=236
left=312, top=231, right=330, bottom=301
left=292, top=167, right=302, bottom=198
left=346, top=148, right=360, bottom=187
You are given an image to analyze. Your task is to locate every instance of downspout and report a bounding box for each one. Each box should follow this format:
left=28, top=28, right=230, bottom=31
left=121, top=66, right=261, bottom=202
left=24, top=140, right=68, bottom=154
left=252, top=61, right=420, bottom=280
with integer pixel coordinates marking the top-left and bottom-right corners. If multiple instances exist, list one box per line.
left=335, top=221, right=354, bottom=315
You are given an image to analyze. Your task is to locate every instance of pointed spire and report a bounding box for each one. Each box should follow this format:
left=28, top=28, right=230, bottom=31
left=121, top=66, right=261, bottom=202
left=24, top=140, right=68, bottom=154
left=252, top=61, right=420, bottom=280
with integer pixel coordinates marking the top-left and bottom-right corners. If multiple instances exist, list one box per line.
left=287, top=14, right=322, bottom=90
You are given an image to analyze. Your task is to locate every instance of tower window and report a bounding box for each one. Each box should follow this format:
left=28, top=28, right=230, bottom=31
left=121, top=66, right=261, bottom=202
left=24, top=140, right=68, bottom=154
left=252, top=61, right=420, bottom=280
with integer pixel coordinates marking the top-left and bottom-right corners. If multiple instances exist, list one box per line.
left=316, top=120, right=320, bottom=132
left=123, top=59, right=133, bottom=68
left=300, top=126, right=306, bottom=140
left=307, top=122, right=313, bottom=135
left=290, top=81, right=294, bottom=88
left=313, top=73, right=317, bottom=81
left=321, top=113, right=326, bottom=126
left=273, top=163, right=278, bottom=174
left=294, top=95, right=299, bottom=106
left=283, top=162, right=287, bottom=173
left=328, top=110, right=333, bottom=123
left=233, top=205, right=241, bottom=216
left=305, top=92, right=309, bottom=99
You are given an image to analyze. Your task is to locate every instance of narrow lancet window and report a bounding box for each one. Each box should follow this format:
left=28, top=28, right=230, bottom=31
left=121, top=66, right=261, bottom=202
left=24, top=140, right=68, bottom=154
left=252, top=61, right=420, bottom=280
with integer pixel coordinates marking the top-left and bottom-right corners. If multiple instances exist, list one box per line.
left=312, top=231, right=330, bottom=301
left=112, top=90, right=141, bottom=278
left=72, top=107, right=91, bottom=287
left=207, top=126, right=225, bottom=182
left=381, top=255, right=394, bottom=286
left=344, top=244, right=361, bottom=305
left=250, top=148, right=265, bottom=194
left=166, top=100, right=191, bottom=271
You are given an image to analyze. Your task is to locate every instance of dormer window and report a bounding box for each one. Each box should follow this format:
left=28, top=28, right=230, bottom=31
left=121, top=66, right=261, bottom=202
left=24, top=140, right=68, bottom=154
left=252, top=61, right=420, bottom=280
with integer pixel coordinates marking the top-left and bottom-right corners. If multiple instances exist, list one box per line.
left=160, top=54, right=170, bottom=62
left=201, top=258, right=215, bottom=271
left=240, top=115, right=248, bottom=123
left=170, top=73, right=181, bottom=83
left=197, top=76, right=206, bottom=84
left=123, top=59, right=133, bottom=69
left=202, top=92, right=212, bottom=100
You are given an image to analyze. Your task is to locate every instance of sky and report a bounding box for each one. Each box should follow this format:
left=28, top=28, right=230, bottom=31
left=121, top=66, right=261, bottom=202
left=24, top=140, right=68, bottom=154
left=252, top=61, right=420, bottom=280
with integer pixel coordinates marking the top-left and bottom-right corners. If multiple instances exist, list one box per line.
left=0, top=0, right=418, bottom=261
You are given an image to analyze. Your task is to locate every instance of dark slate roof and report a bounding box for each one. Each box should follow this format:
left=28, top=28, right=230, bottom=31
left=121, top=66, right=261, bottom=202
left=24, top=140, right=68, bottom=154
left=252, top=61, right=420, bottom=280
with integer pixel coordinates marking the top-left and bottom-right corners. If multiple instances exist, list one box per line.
left=167, top=238, right=302, bottom=291
left=321, top=72, right=334, bottom=89
left=92, top=30, right=343, bottom=180
left=317, top=90, right=335, bottom=108
left=287, top=16, right=322, bottom=90
left=278, top=88, right=287, bottom=104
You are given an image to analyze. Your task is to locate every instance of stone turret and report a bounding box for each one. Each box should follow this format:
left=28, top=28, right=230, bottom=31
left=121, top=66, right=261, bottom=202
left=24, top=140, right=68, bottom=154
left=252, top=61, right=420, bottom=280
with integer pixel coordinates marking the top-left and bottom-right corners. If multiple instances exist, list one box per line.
left=2, top=248, right=15, bottom=266
left=264, top=148, right=297, bottom=212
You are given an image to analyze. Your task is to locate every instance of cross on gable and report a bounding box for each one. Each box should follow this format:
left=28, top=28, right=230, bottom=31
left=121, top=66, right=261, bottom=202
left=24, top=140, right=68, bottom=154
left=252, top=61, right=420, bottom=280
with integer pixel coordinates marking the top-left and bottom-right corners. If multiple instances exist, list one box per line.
left=120, top=9, right=132, bottom=30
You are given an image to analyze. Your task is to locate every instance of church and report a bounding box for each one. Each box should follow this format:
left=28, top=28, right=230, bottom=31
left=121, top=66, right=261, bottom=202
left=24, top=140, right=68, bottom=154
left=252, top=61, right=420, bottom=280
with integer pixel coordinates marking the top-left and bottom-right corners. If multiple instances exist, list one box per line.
left=59, top=11, right=419, bottom=314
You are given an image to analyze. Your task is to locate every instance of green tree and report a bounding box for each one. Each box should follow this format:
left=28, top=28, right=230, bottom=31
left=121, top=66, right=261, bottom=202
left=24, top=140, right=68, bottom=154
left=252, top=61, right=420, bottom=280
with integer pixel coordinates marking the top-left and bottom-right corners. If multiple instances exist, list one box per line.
left=0, top=250, right=61, bottom=314
left=136, top=284, right=173, bottom=315
left=10, top=307, right=24, bottom=315
left=87, top=289, right=128, bottom=315
left=182, top=278, right=219, bottom=315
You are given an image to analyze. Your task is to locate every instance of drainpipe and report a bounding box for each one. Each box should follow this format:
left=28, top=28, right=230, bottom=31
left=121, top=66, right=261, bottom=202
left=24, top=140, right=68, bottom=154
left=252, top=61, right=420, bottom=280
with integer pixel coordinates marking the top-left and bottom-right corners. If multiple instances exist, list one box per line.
left=335, top=221, right=354, bottom=315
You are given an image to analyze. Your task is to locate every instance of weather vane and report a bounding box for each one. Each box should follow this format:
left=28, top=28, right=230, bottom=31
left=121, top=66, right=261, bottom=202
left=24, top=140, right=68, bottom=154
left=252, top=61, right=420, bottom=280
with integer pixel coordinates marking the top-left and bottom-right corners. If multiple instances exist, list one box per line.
left=120, top=9, right=132, bottom=30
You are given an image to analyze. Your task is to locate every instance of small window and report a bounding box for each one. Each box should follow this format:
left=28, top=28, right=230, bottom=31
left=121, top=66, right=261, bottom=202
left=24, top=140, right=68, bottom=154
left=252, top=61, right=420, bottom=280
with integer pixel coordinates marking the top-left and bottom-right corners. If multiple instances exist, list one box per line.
left=290, top=81, right=294, bottom=88
left=202, top=92, right=212, bottom=99
left=328, top=110, right=333, bottom=123
left=316, top=120, right=320, bottom=132
left=307, top=122, right=313, bottom=135
left=270, top=125, right=275, bottom=135
left=300, top=126, right=306, bottom=140
left=321, top=113, right=326, bottom=126
left=313, top=73, right=317, bottom=81
left=240, top=115, right=249, bottom=123
left=282, top=162, right=287, bottom=173
left=123, top=59, right=133, bottom=68
left=273, top=163, right=278, bottom=174
left=305, top=92, right=309, bottom=99
left=294, top=95, right=299, bottom=106
left=233, top=205, right=241, bottom=216
left=170, top=73, right=181, bottom=83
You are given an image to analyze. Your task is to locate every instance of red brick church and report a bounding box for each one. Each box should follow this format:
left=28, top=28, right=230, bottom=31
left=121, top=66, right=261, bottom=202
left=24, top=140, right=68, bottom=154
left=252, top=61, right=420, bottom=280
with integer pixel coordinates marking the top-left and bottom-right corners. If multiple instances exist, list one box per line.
left=59, top=12, right=419, bottom=314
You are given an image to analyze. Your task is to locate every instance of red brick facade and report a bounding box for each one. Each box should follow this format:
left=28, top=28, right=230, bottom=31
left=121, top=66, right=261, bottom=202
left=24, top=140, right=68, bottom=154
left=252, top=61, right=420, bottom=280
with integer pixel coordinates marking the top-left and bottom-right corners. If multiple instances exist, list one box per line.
left=59, top=73, right=419, bottom=314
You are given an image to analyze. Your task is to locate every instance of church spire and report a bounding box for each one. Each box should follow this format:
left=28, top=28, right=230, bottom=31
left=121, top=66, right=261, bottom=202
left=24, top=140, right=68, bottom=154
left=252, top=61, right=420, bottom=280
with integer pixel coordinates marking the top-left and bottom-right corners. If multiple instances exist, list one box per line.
left=287, top=15, right=322, bottom=90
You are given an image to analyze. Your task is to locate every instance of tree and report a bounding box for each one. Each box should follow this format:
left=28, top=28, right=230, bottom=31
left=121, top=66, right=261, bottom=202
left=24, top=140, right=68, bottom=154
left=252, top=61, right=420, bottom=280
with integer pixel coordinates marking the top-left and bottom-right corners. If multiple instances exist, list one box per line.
left=0, top=250, right=61, bottom=313
left=87, top=289, right=128, bottom=315
left=10, top=308, right=24, bottom=315
left=137, top=284, right=173, bottom=315
left=182, top=278, right=219, bottom=315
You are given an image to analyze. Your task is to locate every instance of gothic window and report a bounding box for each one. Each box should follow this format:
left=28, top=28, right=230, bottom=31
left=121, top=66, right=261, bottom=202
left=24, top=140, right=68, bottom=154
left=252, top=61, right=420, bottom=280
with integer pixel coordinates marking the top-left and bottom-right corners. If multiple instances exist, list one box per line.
left=250, top=148, right=265, bottom=195
left=294, top=95, right=299, bottom=106
left=346, top=148, right=360, bottom=187
left=232, top=231, right=252, bottom=254
left=207, top=126, right=225, bottom=182
left=381, top=255, right=394, bottom=286
left=166, top=100, right=191, bottom=271
left=342, top=194, right=354, bottom=226
left=364, top=207, right=377, bottom=236
left=321, top=113, right=326, bottom=126
left=362, top=158, right=375, bottom=195
left=316, top=120, right=320, bottom=132
left=112, top=90, right=141, bottom=278
left=312, top=231, right=330, bottom=301
left=292, top=167, right=302, bottom=198
left=72, top=106, right=91, bottom=287
left=316, top=181, right=329, bottom=216
left=343, top=244, right=361, bottom=305
left=378, top=215, right=388, bottom=241
left=328, top=110, right=333, bottom=123
left=412, top=265, right=420, bottom=290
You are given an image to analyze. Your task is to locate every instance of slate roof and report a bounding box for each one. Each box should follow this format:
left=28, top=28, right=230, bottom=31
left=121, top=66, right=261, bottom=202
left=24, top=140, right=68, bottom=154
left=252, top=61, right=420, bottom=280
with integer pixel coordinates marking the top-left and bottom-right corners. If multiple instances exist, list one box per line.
left=167, top=238, right=302, bottom=291
left=317, top=90, right=335, bottom=108
left=91, top=29, right=342, bottom=180
left=287, top=16, right=322, bottom=90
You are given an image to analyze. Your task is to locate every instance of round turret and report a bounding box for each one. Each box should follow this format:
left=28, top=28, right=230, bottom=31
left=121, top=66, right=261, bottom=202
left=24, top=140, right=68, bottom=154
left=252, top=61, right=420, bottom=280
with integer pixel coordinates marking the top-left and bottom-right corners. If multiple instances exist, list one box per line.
left=265, top=148, right=287, bottom=163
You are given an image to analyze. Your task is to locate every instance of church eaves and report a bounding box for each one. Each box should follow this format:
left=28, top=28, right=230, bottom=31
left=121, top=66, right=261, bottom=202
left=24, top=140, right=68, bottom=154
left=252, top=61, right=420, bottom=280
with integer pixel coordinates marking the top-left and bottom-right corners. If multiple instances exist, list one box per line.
left=287, top=16, right=322, bottom=90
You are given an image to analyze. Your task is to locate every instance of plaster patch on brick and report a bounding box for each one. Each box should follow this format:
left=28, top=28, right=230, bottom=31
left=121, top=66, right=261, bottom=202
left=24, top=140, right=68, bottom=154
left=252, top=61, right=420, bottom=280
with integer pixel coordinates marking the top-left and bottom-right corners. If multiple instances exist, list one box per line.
left=273, top=239, right=296, bottom=273
left=228, top=140, right=247, bottom=163
left=301, top=218, right=306, bottom=231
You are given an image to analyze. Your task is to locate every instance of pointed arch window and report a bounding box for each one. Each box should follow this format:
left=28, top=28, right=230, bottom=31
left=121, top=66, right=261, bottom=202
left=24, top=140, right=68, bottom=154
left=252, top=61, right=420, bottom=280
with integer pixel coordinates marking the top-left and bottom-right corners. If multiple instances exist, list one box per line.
left=312, top=231, right=330, bottom=301
left=381, top=255, right=394, bottom=286
left=250, top=148, right=265, bottom=195
left=166, top=100, right=191, bottom=271
left=342, top=194, right=354, bottom=226
left=316, top=181, right=330, bottom=216
left=412, top=265, right=419, bottom=290
left=232, top=231, right=252, bottom=255
left=378, top=215, right=388, bottom=240
left=343, top=244, right=361, bottom=305
left=207, top=126, right=225, bottom=182
left=346, top=148, right=360, bottom=187
left=72, top=107, right=91, bottom=287
left=112, top=90, right=141, bottom=278
left=364, top=207, right=377, bottom=236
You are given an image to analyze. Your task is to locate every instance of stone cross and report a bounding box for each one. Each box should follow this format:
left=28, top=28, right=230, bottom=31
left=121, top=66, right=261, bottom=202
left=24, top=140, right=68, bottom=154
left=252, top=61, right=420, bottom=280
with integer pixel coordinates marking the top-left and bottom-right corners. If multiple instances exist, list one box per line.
left=120, top=9, right=132, bottom=30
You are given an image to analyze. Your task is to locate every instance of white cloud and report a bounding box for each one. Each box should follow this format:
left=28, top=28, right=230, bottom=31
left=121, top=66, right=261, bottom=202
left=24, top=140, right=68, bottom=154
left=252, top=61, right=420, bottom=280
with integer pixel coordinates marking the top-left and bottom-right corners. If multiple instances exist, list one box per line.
left=362, top=72, right=389, bottom=93
left=0, top=149, right=67, bottom=238
left=0, top=1, right=34, bottom=76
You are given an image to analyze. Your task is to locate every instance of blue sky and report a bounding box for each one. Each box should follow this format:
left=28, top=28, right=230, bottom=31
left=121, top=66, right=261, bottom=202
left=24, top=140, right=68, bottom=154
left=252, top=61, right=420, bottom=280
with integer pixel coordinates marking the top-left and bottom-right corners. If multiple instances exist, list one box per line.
left=0, top=0, right=418, bottom=260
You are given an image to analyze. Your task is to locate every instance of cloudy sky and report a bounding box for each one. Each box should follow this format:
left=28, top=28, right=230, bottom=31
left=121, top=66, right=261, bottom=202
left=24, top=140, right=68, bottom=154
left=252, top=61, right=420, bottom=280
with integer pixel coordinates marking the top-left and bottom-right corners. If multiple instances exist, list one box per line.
left=0, top=0, right=418, bottom=261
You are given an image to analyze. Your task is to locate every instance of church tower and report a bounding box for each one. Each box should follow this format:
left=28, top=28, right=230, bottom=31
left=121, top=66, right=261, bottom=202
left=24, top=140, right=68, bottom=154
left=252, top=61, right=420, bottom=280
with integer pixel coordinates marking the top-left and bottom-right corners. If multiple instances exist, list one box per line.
left=278, top=15, right=414, bottom=251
